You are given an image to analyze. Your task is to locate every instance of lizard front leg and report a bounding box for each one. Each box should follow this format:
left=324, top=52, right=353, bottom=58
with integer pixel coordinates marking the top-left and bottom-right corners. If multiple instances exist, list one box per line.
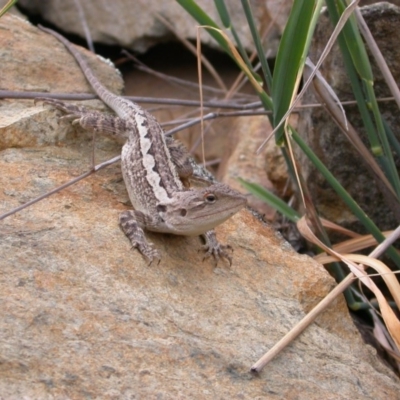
left=119, top=210, right=161, bottom=264
left=201, top=230, right=233, bottom=266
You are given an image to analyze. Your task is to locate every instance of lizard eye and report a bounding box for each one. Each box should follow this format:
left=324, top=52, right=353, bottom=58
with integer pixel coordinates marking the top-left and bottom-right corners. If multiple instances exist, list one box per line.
left=205, top=193, right=216, bottom=203
left=180, top=209, right=187, bottom=217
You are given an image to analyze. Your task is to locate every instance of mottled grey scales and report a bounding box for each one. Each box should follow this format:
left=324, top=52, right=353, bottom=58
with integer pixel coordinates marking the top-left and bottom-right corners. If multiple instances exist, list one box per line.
left=38, top=26, right=247, bottom=265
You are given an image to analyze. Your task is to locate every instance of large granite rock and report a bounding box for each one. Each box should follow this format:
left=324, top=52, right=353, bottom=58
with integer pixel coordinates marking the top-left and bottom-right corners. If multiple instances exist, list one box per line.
left=1, top=14, right=399, bottom=399
left=15, top=0, right=292, bottom=54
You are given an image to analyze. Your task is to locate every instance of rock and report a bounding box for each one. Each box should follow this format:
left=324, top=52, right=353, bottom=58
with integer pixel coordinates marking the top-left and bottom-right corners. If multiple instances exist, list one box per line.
left=297, top=2, right=400, bottom=231
left=16, top=0, right=292, bottom=54
left=218, top=114, right=283, bottom=220
left=1, top=13, right=400, bottom=400
left=0, top=14, right=123, bottom=151
left=0, top=0, right=26, bottom=18
left=360, top=0, right=400, bottom=5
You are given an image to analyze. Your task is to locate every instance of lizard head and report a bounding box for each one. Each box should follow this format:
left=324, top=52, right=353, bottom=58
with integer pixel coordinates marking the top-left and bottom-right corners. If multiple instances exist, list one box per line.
left=156, top=183, right=247, bottom=236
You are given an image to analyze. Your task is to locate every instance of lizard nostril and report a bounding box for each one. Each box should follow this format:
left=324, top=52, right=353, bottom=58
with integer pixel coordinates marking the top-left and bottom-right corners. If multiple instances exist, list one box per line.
left=156, top=204, right=167, bottom=213
left=180, top=209, right=187, bottom=217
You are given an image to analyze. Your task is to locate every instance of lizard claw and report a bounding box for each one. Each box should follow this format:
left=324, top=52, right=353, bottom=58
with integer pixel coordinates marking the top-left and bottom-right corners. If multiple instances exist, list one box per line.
left=147, top=252, right=161, bottom=267
left=201, top=230, right=234, bottom=266
left=201, top=240, right=233, bottom=266
left=130, top=243, right=161, bottom=266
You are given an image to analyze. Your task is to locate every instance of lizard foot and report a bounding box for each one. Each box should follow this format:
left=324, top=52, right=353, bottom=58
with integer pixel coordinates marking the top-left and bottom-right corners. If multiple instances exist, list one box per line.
left=201, top=242, right=233, bottom=266
left=201, top=230, right=233, bottom=266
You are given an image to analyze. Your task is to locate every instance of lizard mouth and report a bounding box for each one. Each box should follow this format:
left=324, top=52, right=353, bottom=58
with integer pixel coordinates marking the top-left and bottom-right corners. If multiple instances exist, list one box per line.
left=192, top=202, right=245, bottom=220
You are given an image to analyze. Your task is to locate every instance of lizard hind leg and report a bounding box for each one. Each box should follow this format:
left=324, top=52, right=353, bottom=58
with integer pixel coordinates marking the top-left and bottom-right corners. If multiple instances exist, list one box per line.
left=38, top=98, right=130, bottom=142
left=74, top=113, right=131, bottom=142
left=37, top=98, right=93, bottom=125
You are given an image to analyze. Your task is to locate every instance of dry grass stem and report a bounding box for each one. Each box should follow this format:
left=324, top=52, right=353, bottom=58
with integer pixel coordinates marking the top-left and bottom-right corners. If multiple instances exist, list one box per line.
left=251, top=273, right=355, bottom=373
left=354, top=7, right=400, bottom=110
left=73, top=0, right=94, bottom=52
left=312, top=75, right=398, bottom=204
left=256, top=0, right=360, bottom=154
left=251, top=218, right=400, bottom=372
left=155, top=11, right=227, bottom=92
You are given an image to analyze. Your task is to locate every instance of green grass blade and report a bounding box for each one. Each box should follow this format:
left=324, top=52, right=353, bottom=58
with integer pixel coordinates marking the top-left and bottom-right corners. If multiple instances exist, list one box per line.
left=240, top=0, right=273, bottom=91
left=238, top=176, right=361, bottom=307
left=383, top=119, right=400, bottom=160
left=291, top=127, right=400, bottom=267
left=0, top=0, right=17, bottom=17
left=176, top=0, right=232, bottom=55
left=214, top=0, right=230, bottom=27
left=326, top=0, right=400, bottom=197
left=272, top=0, right=323, bottom=145
left=364, top=83, right=400, bottom=197
left=177, top=0, right=272, bottom=109
left=336, top=2, right=373, bottom=82
left=237, top=178, right=300, bottom=223
left=214, top=0, right=255, bottom=80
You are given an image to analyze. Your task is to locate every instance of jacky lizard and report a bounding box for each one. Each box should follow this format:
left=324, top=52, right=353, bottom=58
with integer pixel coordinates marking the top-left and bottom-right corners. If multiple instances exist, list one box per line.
left=38, top=26, right=247, bottom=265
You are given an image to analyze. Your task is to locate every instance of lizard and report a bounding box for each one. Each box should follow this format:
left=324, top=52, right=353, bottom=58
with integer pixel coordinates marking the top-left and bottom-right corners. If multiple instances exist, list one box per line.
left=38, top=26, right=247, bottom=265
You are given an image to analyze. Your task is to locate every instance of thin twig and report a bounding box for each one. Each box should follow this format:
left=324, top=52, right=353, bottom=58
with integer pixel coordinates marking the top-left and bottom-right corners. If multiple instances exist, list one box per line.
left=250, top=273, right=355, bottom=373
left=0, top=90, right=395, bottom=109
left=73, top=0, right=95, bottom=52
left=312, top=76, right=398, bottom=200
left=153, top=11, right=227, bottom=92
left=0, top=90, right=258, bottom=110
left=0, top=109, right=267, bottom=221
left=0, top=156, right=120, bottom=221
left=225, top=2, right=278, bottom=99
left=250, top=223, right=400, bottom=373
left=122, top=50, right=256, bottom=99
left=256, top=0, right=360, bottom=154
left=354, top=7, right=400, bottom=111
left=164, top=110, right=269, bottom=136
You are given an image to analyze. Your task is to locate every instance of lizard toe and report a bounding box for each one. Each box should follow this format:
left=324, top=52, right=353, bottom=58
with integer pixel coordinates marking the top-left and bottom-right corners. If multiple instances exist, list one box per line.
left=201, top=243, right=233, bottom=266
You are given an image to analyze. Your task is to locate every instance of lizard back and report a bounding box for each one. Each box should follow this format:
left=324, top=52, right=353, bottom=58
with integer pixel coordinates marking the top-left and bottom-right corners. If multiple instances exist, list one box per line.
left=39, top=26, right=184, bottom=213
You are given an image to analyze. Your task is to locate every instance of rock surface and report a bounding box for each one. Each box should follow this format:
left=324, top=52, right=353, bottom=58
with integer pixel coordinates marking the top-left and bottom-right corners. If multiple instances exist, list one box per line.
left=1, top=13, right=400, bottom=400
left=15, top=0, right=292, bottom=54
left=218, top=114, right=280, bottom=220
left=297, top=2, right=400, bottom=231
left=0, top=14, right=123, bottom=152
